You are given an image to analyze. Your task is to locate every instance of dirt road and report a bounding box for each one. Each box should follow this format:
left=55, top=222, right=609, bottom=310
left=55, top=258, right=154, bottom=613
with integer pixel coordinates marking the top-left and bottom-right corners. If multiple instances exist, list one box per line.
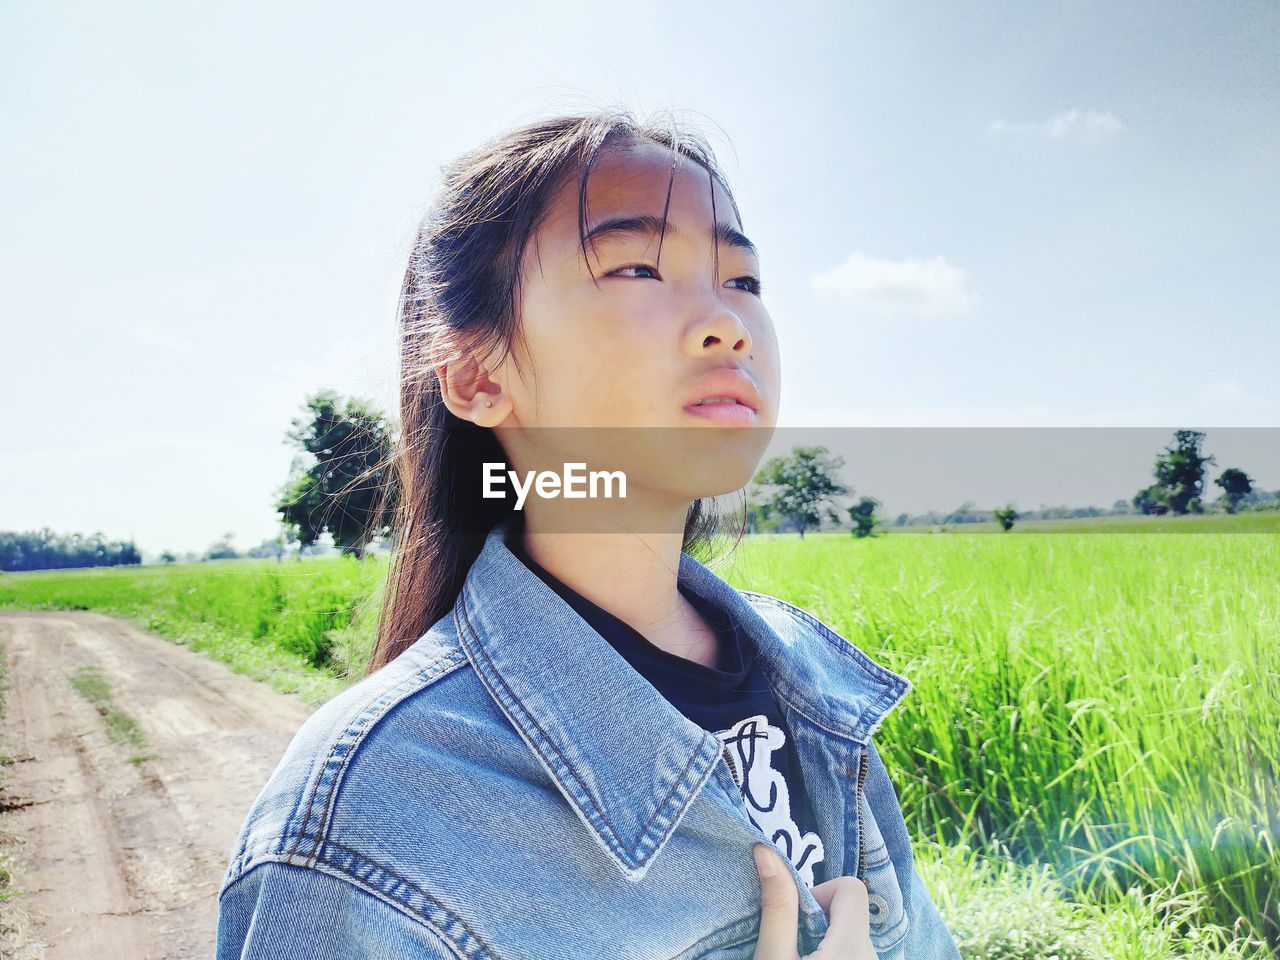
left=0, top=610, right=317, bottom=959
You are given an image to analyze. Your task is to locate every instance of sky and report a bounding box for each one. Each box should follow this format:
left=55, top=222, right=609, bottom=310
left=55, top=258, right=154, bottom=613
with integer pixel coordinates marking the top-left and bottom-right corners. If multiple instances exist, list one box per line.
left=2, top=1, right=1277, bottom=556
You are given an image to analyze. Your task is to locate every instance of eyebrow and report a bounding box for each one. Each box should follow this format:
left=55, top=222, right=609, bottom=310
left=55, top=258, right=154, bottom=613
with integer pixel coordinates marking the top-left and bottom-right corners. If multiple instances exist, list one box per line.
left=582, top=213, right=759, bottom=260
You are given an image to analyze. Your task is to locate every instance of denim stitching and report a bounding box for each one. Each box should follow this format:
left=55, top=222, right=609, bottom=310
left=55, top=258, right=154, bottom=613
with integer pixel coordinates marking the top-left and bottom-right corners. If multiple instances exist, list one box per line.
left=861, top=679, right=907, bottom=741
left=226, top=835, right=491, bottom=956
left=739, top=590, right=910, bottom=741
left=227, top=843, right=494, bottom=960
left=456, top=585, right=712, bottom=871
left=740, top=590, right=910, bottom=689
left=456, top=587, right=707, bottom=864
left=286, top=695, right=382, bottom=866
left=283, top=659, right=423, bottom=861
left=761, top=663, right=875, bottom=747
left=285, top=648, right=467, bottom=866
left=287, top=657, right=440, bottom=864
left=316, top=836, right=498, bottom=959
left=871, top=910, right=909, bottom=951
left=310, top=651, right=470, bottom=852
left=864, top=841, right=891, bottom=868
left=666, top=912, right=758, bottom=959
left=864, top=854, right=907, bottom=947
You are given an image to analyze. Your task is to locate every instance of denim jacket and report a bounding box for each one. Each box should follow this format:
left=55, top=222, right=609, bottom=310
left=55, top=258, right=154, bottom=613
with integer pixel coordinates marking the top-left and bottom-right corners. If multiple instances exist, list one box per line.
left=216, top=516, right=962, bottom=959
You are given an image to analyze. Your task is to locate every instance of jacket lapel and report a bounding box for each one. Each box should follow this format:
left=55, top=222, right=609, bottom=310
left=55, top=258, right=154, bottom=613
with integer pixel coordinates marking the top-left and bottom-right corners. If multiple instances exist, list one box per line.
left=454, top=514, right=912, bottom=883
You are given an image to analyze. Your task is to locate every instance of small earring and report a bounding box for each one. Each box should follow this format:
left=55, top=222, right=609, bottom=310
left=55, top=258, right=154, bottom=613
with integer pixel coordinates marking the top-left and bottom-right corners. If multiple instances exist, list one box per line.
left=484, top=400, right=493, bottom=408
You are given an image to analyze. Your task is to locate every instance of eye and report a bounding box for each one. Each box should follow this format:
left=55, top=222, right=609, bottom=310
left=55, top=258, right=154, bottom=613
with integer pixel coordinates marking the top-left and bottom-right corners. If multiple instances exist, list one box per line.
left=608, top=264, right=660, bottom=280
left=609, top=264, right=764, bottom=297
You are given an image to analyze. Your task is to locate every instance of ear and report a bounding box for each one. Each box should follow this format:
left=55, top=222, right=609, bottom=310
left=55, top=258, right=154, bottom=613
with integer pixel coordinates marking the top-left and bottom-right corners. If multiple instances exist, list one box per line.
left=434, top=343, right=510, bottom=427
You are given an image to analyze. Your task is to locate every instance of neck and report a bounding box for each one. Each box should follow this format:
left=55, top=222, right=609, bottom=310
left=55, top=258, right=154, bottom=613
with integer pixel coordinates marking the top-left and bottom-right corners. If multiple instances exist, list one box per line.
left=511, top=504, right=717, bottom=664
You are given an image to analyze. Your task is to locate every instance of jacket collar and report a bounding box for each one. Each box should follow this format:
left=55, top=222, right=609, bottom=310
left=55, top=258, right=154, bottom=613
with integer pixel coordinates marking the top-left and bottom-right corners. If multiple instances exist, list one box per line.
left=453, top=514, right=911, bottom=881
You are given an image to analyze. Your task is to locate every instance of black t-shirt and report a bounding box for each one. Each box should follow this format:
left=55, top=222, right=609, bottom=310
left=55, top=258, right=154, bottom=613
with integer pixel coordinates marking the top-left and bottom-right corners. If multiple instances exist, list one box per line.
left=505, top=522, right=828, bottom=888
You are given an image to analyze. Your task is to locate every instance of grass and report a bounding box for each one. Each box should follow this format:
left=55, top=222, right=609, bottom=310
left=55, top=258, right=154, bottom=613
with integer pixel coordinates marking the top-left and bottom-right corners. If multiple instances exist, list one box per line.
left=888, top=509, right=1280, bottom=535
left=0, top=556, right=385, bottom=708
left=917, top=837, right=1271, bottom=959
left=715, top=526, right=1279, bottom=955
left=67, top=666, right=150, bottom=759
left=2, top=518, right=1277, bottom=956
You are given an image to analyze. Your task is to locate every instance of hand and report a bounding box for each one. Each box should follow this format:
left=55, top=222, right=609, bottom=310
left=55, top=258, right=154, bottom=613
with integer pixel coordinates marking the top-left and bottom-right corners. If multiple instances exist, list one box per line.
left=751, top=843, right=877, bottom=959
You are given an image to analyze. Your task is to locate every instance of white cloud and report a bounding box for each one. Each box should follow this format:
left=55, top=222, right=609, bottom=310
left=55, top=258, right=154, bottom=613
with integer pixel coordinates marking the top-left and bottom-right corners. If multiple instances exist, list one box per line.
left=809, top=251, right=976, bottom=318
left=989, top=108, right=1124, bottom=139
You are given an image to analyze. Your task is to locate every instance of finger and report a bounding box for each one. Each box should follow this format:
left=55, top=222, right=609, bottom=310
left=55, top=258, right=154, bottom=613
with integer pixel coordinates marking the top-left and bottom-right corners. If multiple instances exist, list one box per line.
left=809, top=877, right=839, bottom=916
left=813, top=876, right=876, bottom=959
left=751, top=843, right=799, bottom=960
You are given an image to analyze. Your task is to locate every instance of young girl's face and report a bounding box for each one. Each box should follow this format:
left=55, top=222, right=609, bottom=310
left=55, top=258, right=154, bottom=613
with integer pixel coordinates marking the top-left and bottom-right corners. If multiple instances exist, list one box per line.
left=481, top=139, right=780, bottom=509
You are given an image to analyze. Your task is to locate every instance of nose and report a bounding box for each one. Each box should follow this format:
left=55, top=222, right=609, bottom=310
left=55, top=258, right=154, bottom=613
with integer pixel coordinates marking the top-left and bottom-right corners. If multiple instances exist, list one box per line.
left=688, top=302, right=752, bottom=357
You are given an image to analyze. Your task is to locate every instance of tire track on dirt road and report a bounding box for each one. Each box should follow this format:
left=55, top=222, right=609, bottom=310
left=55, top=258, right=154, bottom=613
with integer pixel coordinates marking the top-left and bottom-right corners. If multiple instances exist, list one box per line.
left=0, top=610, right=317, bottom=959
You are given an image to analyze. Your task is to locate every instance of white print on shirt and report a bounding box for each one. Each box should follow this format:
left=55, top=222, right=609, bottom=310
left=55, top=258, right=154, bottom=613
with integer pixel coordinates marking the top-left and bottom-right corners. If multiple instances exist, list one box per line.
left=715, top=714, right=826, bottom=889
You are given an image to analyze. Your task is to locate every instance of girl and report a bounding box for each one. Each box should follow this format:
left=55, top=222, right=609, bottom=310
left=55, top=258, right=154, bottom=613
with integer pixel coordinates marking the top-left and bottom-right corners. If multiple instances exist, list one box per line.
left=216, top=108, right=961, bottom=959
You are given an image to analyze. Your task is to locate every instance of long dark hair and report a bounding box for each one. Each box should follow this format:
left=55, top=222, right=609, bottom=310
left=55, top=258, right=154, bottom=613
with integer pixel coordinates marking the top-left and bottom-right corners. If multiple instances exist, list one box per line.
left=366, top=107, right=749, bottom=675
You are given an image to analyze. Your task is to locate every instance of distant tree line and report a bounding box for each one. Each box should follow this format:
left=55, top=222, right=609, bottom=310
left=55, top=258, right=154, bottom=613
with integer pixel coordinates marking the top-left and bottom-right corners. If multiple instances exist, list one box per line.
left=14, top=408, right=1277, bottom=572
left=744, top=429, right=1277, bottom=536
left=0, top=529, right=141, bottom=573
left=884, top=489, right=1279, bottom=528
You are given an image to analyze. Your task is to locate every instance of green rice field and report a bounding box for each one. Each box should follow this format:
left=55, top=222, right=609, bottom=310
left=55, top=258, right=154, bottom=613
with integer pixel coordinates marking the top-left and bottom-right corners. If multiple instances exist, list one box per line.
left=3, top=520, right=1277, bottom=958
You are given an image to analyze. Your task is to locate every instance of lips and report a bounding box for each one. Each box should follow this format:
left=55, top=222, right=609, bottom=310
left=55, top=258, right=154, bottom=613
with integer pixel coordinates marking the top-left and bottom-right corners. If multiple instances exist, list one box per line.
left=683, top=367, right=763, bottom=413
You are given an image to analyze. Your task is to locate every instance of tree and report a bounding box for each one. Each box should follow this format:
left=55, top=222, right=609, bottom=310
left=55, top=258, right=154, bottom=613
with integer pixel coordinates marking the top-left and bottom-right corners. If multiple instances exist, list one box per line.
left=993, top=504, right=1018, bottom=532
left=846, top=496, right=882, bottom=538
left=279, top=522, right=301, bottom=560
left=246, top=528, right=292, bottom=561
left=205, top=532, right=238, bottom=561
left=278, top=391, right=396, bottom=559
left=0, top=528, right=140, bottom=572
left=1133, top=484, right=1168, bottom=515
left=1151, top=429, right=1216, bottom=515
left=750, top=445, right=850, bottom=539
left=744, top=500, right=783, bottom=534
left=1214, top=467, right=1254, bottom=514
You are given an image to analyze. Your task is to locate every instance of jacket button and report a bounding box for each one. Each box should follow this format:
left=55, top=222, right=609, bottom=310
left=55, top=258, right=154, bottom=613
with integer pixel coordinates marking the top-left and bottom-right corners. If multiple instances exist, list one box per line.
left=867, top=893, right=889, bottom=925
